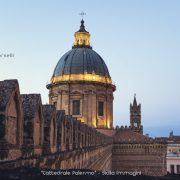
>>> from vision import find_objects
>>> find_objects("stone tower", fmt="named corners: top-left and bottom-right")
top-left (130, 94), bottom-right (143, 133)
top-left (47, 19), bottom-right (116, 129)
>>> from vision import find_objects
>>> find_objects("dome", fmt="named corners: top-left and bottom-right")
top-left (49, 19), bottom-right (113, 85)
top-left (51, 48), bottom-right (112, 84)
top-left (54, 48), bottom-right (110, 77)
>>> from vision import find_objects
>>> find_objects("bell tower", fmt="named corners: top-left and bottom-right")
top-left (130, 94), bottom-right (143, 134)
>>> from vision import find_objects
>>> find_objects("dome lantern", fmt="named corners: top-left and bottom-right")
top-left (73, 19), bottom-right (91, 49)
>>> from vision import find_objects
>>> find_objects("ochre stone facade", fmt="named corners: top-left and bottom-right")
top-left (48, 82), bottom-right (115, 128)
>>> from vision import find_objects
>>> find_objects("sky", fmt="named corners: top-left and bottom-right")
top-left (0, 0), bottom-right (180, 137)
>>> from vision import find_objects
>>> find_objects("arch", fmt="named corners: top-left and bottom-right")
top-left (6, 92), bottom-right (19, 145)
top-left (0, 80), bottom-right (23, 159)
top-left (5, 85), bottom-right (23, 147)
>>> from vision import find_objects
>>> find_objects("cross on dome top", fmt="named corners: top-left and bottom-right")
top-left (79, 11), bottom-right (86, 19)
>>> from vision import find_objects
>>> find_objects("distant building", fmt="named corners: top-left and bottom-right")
top-left (167, 132), bottom-right (180, 174)
top-left (111, 96), bottom-right (167, 176)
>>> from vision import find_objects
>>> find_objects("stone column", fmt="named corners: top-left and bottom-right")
top-left (57, 92), bottom-right (62, 110)
top-left (83, 93), bottom-right (88, 124)
top-left (91, 93), bottom-right (97, 128)
top-left (61, 90), bottom-right (70, 115)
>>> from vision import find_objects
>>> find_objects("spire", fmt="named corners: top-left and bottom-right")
top-left (133, 93), bottom-right (137, 107)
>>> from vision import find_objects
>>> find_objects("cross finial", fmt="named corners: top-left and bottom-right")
top-left (79, 11), bottom-right (86, 19)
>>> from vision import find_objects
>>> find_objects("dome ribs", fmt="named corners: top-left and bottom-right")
top-left (64, 48), bottom-right (77, 75)
top-left (51, 48), bottom-right (112, 84)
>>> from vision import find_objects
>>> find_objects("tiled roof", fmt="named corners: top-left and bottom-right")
top-left (155, 136), bottom-right (180, 143)
top-left (96, 129), bottom-right (116, 137)
top-left (168, 136), bottom-right (180, 143)
top-left (114, 128), bottom-right (154, 143)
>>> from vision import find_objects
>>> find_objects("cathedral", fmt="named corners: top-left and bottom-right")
top-left (0, 19), bottom-right (167, 177)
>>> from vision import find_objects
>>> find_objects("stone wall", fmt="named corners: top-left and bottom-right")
top-left (0, 79), bottom-right (168, 177)
top-left (112, 143), bottom-right (167, 176)
top-left (112, 128), bottom-right (167, 176)
top-left (0, 79), bottom-right (113, 171)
